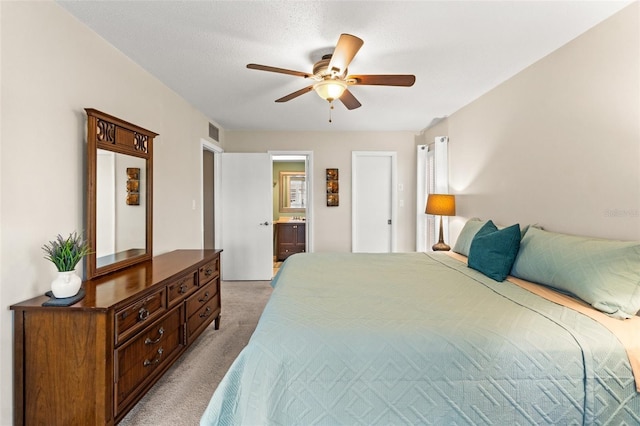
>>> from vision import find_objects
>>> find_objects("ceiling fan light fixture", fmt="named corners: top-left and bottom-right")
top-left (247, 33), bottom-right (414, 112)
top-left (313, 79), bottom-right (347, 102)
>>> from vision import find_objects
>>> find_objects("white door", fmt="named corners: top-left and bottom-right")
top-left (221, 153), bottom-right (273, 280)
top-left (352, 152), bottom-right (397, 253)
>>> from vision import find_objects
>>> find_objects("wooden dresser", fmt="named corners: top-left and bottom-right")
top-left (11, 249), bottom-right (221, 425)
top-left (276, 222), bottom-right (306, 261)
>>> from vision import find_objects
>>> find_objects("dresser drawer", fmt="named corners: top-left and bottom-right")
top-left (167, 270), bottom-right (198, 307)
top-left (198, 256), bottom-right (219, 285)
top-left (187, 293), bottom-right (220, 340)
top-left (186, 278), bottom-right (219, 319)
top-left (115, 288), bottom-right (167, 345)
top-left (115, 305), bottom-right (185, 414)
top-left (277, 246), bottom-right (304, 260)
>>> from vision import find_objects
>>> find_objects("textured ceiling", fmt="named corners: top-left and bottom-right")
top-left (57, 1), bottom-right (631, 132)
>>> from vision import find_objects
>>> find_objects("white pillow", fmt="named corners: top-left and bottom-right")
top-left (452, 218), bottom-right (485, 256)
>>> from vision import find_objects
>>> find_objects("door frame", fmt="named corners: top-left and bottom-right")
top-left (269, 150), bottom-right (314, 254)
top-left (351, 151), bottom-right (397, 252)
top-left (200, 139), bottom-right (223, 249)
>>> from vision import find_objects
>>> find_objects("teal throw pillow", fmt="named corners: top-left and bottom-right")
top-left (468, 220), bottom-right (521, 282)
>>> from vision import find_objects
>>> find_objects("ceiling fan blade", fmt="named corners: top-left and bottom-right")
top-left (275, 85), bottom-right (314, 103)
top-left (339, 89), bottom-right (362, 110)
top-left (328, 34), bottom-right (364, 75)
top-left (348, 74), bottom-right (416, 87)
top-left (247, 63), bottom-right (313, 79)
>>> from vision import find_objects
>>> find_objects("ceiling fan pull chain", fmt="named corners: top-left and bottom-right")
top-left (329, 102), bottom-right (334, 123)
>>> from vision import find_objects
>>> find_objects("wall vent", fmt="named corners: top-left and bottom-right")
top-left (208, 122), bottom-right (219, 142)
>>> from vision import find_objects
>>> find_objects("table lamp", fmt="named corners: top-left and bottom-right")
top-left (425, 194), bottom-right (456, 251)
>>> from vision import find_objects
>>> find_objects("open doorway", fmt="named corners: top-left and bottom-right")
top-left (203, 149), bottom-right (215, 249)
top-left (201, 145), bottom-right (312, 280)
top-left (201, 140), bottom-right (223, 251)
top-left (271, 152), bottom-right (313, 276)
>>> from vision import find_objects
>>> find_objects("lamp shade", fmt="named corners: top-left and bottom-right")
top-left (313, 79), bottom-right (347, 101)
top-left (425, 194), bottom-right (456, 216)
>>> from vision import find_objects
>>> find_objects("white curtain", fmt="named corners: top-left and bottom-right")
top-left (416, 137), bottom-right (449, 251)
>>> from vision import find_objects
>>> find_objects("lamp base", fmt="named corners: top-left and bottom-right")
top-left (432, 215), bottom-right (451, 251)
top-left (432, 241), bottom-right (451, 251)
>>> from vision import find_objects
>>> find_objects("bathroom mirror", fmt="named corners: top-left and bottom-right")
top-left (279, 171), bottom-right (306, 213)
top-left (85, 108), bottom-right (157, 279)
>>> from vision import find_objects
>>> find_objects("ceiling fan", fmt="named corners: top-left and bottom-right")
top-left (247, 33), bottom-right (416, 114)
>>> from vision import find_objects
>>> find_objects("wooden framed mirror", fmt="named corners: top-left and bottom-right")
top-left (279, 171), bottom-right (306, 213)
top-left (85, 108), bottom-right (157, 279)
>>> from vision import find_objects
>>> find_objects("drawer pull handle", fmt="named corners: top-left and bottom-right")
top-left (179, 283), bottom-right (188, 294)
top-left (144, 327), bottom-right (164, 345)
top-left (198, 292), bottom-right (210, 303)
top-left (204, 267), bottom-right (213, 277)
top-left (143, 348), bottom-right (164, 367)
top-left (199, 306), bottom-right (212, 319)
top-left (138, 307), bottom-right (150, 321)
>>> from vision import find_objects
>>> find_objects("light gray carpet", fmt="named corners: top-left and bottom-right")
top-left (119, 280), bottom-right (273, 425)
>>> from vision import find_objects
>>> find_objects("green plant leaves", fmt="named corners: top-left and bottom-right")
top-left (42, 232), bottom-right (91, 272)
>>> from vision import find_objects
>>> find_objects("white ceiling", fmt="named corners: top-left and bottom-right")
top-left (57, 1), bottom-right (631, 132)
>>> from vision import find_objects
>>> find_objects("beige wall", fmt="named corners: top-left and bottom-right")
top-left (225, 131), bottom-right (419, 252)
top-left (424, 3), bottom-right (639, 243)
top-left (0, 2), bottom-right (221, 421)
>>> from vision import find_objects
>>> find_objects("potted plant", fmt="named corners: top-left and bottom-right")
top-left (42, 232), bottom-right (91, 298)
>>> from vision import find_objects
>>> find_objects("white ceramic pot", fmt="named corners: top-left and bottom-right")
top-left (51, 270), bottom-right (82, 298)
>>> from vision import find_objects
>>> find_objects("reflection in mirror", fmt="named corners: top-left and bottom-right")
top-left (279, 171), bottom-right (306, 213)
top-left (96, 149), bottom-right (147, 268)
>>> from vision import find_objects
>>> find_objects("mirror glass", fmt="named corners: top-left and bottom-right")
top-left (279, 171), bottom-right (306, 213)
top-left (96, 149), bottom-right (147, 268)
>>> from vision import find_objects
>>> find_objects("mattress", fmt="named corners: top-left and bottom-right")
top-left (201, 252), bottom-right (640, 425)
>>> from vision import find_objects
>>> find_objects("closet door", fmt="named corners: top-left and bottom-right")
top-left (352, 151), bottom-right (397, 253)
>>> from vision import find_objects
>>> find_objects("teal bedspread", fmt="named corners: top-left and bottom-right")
top-left (201, 252), bottom-right (640, 425)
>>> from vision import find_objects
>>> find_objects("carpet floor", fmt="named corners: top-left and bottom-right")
top-left (119, 280), bottom-right (273, 425)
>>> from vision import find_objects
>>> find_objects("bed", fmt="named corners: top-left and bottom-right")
top-left (201, 224), bottom-right (640, 425)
